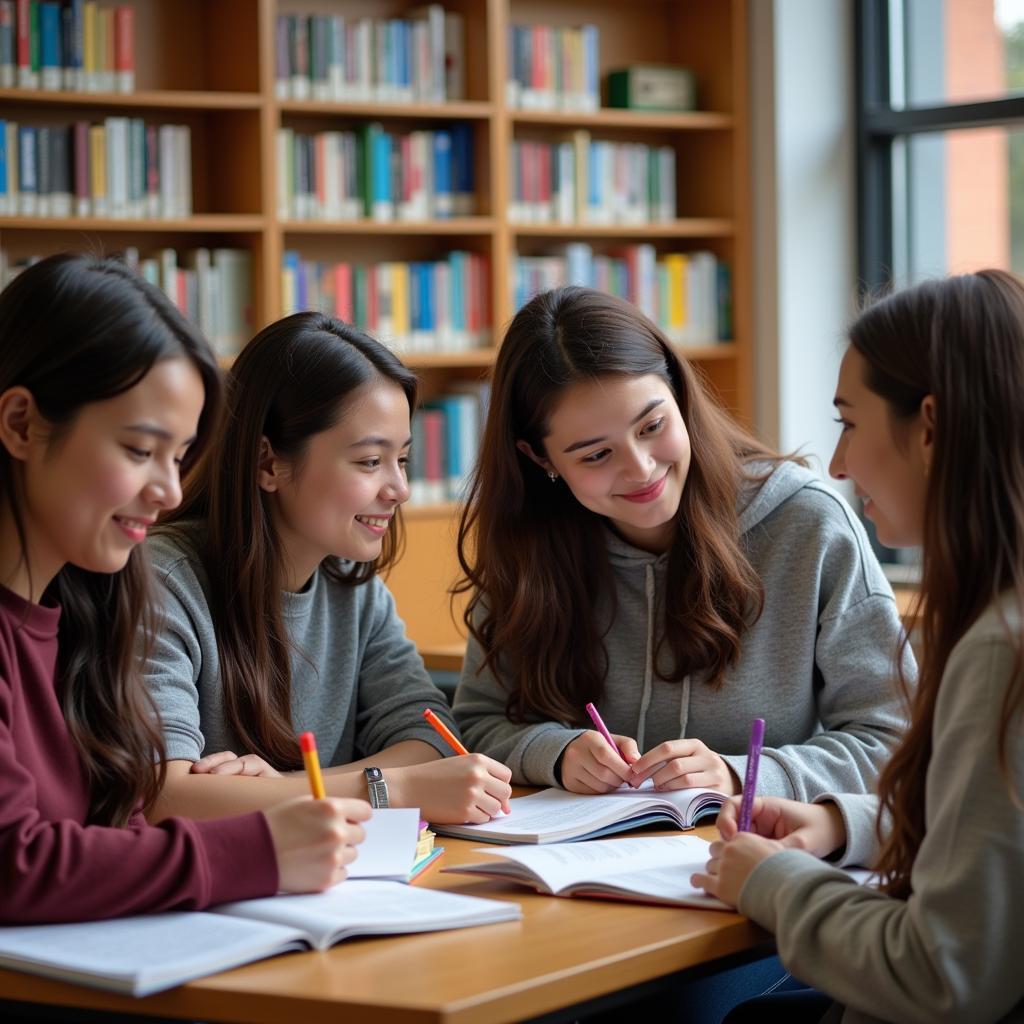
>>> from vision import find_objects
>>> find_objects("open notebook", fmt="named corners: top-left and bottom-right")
top-left (431, 781), bottom-right (726, 844)
top-left (0, 880), bottom-right (521, 997)
top-left (445, 835), bottom-right (729, 909)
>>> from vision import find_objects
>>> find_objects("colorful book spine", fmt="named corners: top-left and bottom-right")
top-left (507, 22), bottom-right (599, 111)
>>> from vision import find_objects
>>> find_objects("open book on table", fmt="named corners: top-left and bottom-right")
top-left (445, 834), bottom-right (729, 909)
top-left (431, 780), bottom-right (726, 844)
top-left (0, 879), bottom-right (520, 997)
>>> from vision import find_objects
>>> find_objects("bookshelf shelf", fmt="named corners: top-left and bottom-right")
top-left (401, 350), bottom-right (496, 369)
top-left (0, 215), bottom-right (266, 232)
top-left (279, 218), bottom-right (496, 236)
top-left (0, 89), bottom-right (264, 110)
top-left (511, 109), bottom-right (733, 131)
top-left (511, 219), bottom-right (735, 239)
top-left (278, 100), bottom-right (495, 121)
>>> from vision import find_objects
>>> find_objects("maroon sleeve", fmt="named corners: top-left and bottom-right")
top-left (0, 687), bottom-right (279, 924)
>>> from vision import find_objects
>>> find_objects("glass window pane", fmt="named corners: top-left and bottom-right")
top-left (896, 0), bottom-right (1024, 108)
top-left (895, 125), bottom-right (1019, 281)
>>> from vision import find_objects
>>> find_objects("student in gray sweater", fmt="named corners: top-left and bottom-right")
top-left (144, 313), bottom-right (512, 826)
top-left (453, 287), bottom-right (910, 802)
top-left (695, 271), bottom-right (1024, 1023)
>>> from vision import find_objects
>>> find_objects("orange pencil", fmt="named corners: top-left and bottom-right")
top-left (423, 708), bottom-right (469, 756)
top-left (298, 731), bottom-right (326, 799)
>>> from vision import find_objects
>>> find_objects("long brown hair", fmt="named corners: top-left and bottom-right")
top-left (456, 287), bottom-right (790, 725)
top-left (0, 254), bottom-right (221, 825)
top-left (158, 312), bottom-right (417, 769)
top-left (855, 271), bottom-right (1024, 899)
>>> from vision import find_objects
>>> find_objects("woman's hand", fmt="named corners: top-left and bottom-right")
top-left (691, 833), bottom-right (785, 907)
top-left (628, 738), bottom-right (739, 794)
top-left (388, 754), bottom-right (513, 824)
top-left (716, 795), bottom-right (847, 857)
top-left (560, 732), bottom-right (640, 793)
top-left (263, 796), bottom-right (371, 892)
top-left (191, 750), bottom-right (282, 778)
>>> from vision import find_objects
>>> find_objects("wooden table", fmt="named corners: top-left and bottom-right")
top-left (0, 826), bottom-right (771, 1024)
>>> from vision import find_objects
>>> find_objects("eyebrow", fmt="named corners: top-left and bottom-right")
top-left (123, 423), bottom-right (196, 445)
top-left (349, 436), bottom-right (414, 449)
top-left (562, 398), bottom-right (665, 454)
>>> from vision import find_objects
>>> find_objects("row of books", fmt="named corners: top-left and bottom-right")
top-left (0, 0), bottom-right (135, 93)
top-left (510, 136), bottom-right (676, 225)
top-left (506, 23), bottom-right (599, 112)
top-left (0, 117), bottom-right (190, 218)
top-left (274, 6), bottom-right (464, 104)
top-left (281, 251), bottom-right (490, 354)
top-left (277, 122), bottom-right (474, 222)
top-left (410, 381), bottom-right (489, 505)
top-left (0, 246), bottom-right (252, 356)
top-left (513, 244), bottom-right (731, 346)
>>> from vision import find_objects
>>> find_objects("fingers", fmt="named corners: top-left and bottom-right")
top-left (613, 735), bottom-right (641, 764)
top-left (716, 796), bottom-right (742, 839)
top-left (191, 751), bottom-right (237, 774)
top-left (588, 736), bottom-right (634, 784)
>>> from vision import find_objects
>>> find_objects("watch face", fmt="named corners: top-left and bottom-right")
top-left (366, 767), bottom-right (383, 783)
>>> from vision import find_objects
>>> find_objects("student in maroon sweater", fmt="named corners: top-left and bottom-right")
top-left (0, 254), bottom-right (370, 924)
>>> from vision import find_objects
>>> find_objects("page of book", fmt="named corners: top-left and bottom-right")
top-left (345, 807), bottom-right (421, 881)
top-left (213, 879), bottom-right (522, 948)
top-left (0, 912), bottom-right (306, 997)
top-left (431, 783), bottom-right (724, 844)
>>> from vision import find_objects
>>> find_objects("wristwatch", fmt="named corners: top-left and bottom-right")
top-left (363, 766), bottom-right (389, 808)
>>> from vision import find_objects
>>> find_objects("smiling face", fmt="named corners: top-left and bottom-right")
top-left (262, 380), bottom-right (412, 590)
top-left (5, 356), bottom-right (204, 596)
top-left (527, 373), bottom-right (691, 553)
top-left (829, 346), bottom-right (931, 549)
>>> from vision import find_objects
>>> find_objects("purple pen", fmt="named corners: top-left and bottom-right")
top-left (585, 702), bottom-right (628, 765)
top-left (737, 718), bottom-right (765, 832)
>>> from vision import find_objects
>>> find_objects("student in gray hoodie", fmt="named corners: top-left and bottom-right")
top-left (144, 313), bottom-right (511, 827)
top-left (453, 286), bottom-right (910, 802)
top-left (695, 270), bottom-right (1024, 1024)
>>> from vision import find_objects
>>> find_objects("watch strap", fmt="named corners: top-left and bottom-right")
top-left (363, 766), bottom-right (389, 808)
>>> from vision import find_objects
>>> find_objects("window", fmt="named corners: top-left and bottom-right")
top-left (857, 0), bottom-right (1024, 569)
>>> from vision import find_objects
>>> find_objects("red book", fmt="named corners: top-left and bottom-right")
top-left (114, 6), bottom-right (134, 89)
top-left (538, 143), bottom-right (551, 209)
top-left (531, 24), bottom-right (544, 91)
top-left (15, 0), bottom-right (29, 82)
top-left (333, 262), bottom-right (352, 323)
top-left (422, 410), bottom-right (445, 496)
top-left (366, 260), bottom-right (378, 331)
top-left (467, 253), bottom-right (480, 335)
top-left (400, 134), bottom-right (412, 205)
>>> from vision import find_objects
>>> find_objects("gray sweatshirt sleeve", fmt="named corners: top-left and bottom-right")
top-left (720, 502), bottom-right (913, 800)
top-left (738, 635), bottom-right (1024, 1024)
top-left (145, 555), bottom-right (213, 763)
top-left (453, 631), bottom-right (585, 785)
top-left (353, 579), bottom-right (460, 758)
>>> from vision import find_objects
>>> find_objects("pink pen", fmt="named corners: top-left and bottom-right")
top-left (585, 702), bottom-right (629, 765)
top-left (737, 718), bottom-right (765, 832)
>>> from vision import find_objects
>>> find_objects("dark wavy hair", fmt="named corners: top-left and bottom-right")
top-left (456, 287), bottom-right (795, 725)
top-left (0, 253), bottom-right (221, 825)
top-left (855, 271), bottom-right (1024, 900)
top-left (158, 312), bottom-right (417, 769)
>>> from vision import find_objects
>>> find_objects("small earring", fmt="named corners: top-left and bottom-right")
top-left (547, 470), bottom-right (557, 482)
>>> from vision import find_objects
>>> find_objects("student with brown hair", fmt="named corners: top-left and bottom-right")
top-left (695, 270), bottom-right (1024, 1023)
top-left (453, 286), bottom-right (909, 800)
top-left (144, 312), bottom-right (512, 825)
top-left (0, 255), bottom-right (367, 924)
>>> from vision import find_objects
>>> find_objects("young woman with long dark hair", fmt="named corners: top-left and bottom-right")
top-left (695, 270), bottom-right (1024, 1023)
top-left (453, 287), bottom-right (909, 800)
top-left (0, 255), bottom-right (367, 924)
top-left (144, 312), bottom-right (511, 825)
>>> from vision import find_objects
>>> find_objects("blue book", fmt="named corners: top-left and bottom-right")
top-left (62, 0), bottom-right (84, 91)
top-left (451, 122), bottom-right (473, 215)
top-left (581, 25), bottom-right (599, 110)
top-left (371, 127), bottom-right (393, 220)
top-left (39, 2), bottom-right (60, 89)
top-left (421, 259), bottom-right (434, 334)
top-left (433, 130), bottom-right (452, 218)
top-left (18, 126), bottom-right (37, 214)
top-left (0, 120), bottom-right (7, 214)
top-left (449, 250), bottom-right (466, 344)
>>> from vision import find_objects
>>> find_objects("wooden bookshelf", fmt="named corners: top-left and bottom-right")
top-left (0, 0), bottom-right (751, 653)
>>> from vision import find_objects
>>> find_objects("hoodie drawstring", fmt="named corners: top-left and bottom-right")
top-left (636, 564), bottom-right (656, 750)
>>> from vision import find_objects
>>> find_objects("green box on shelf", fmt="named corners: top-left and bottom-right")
top-left (608, 65), bottom-right (697, 112)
